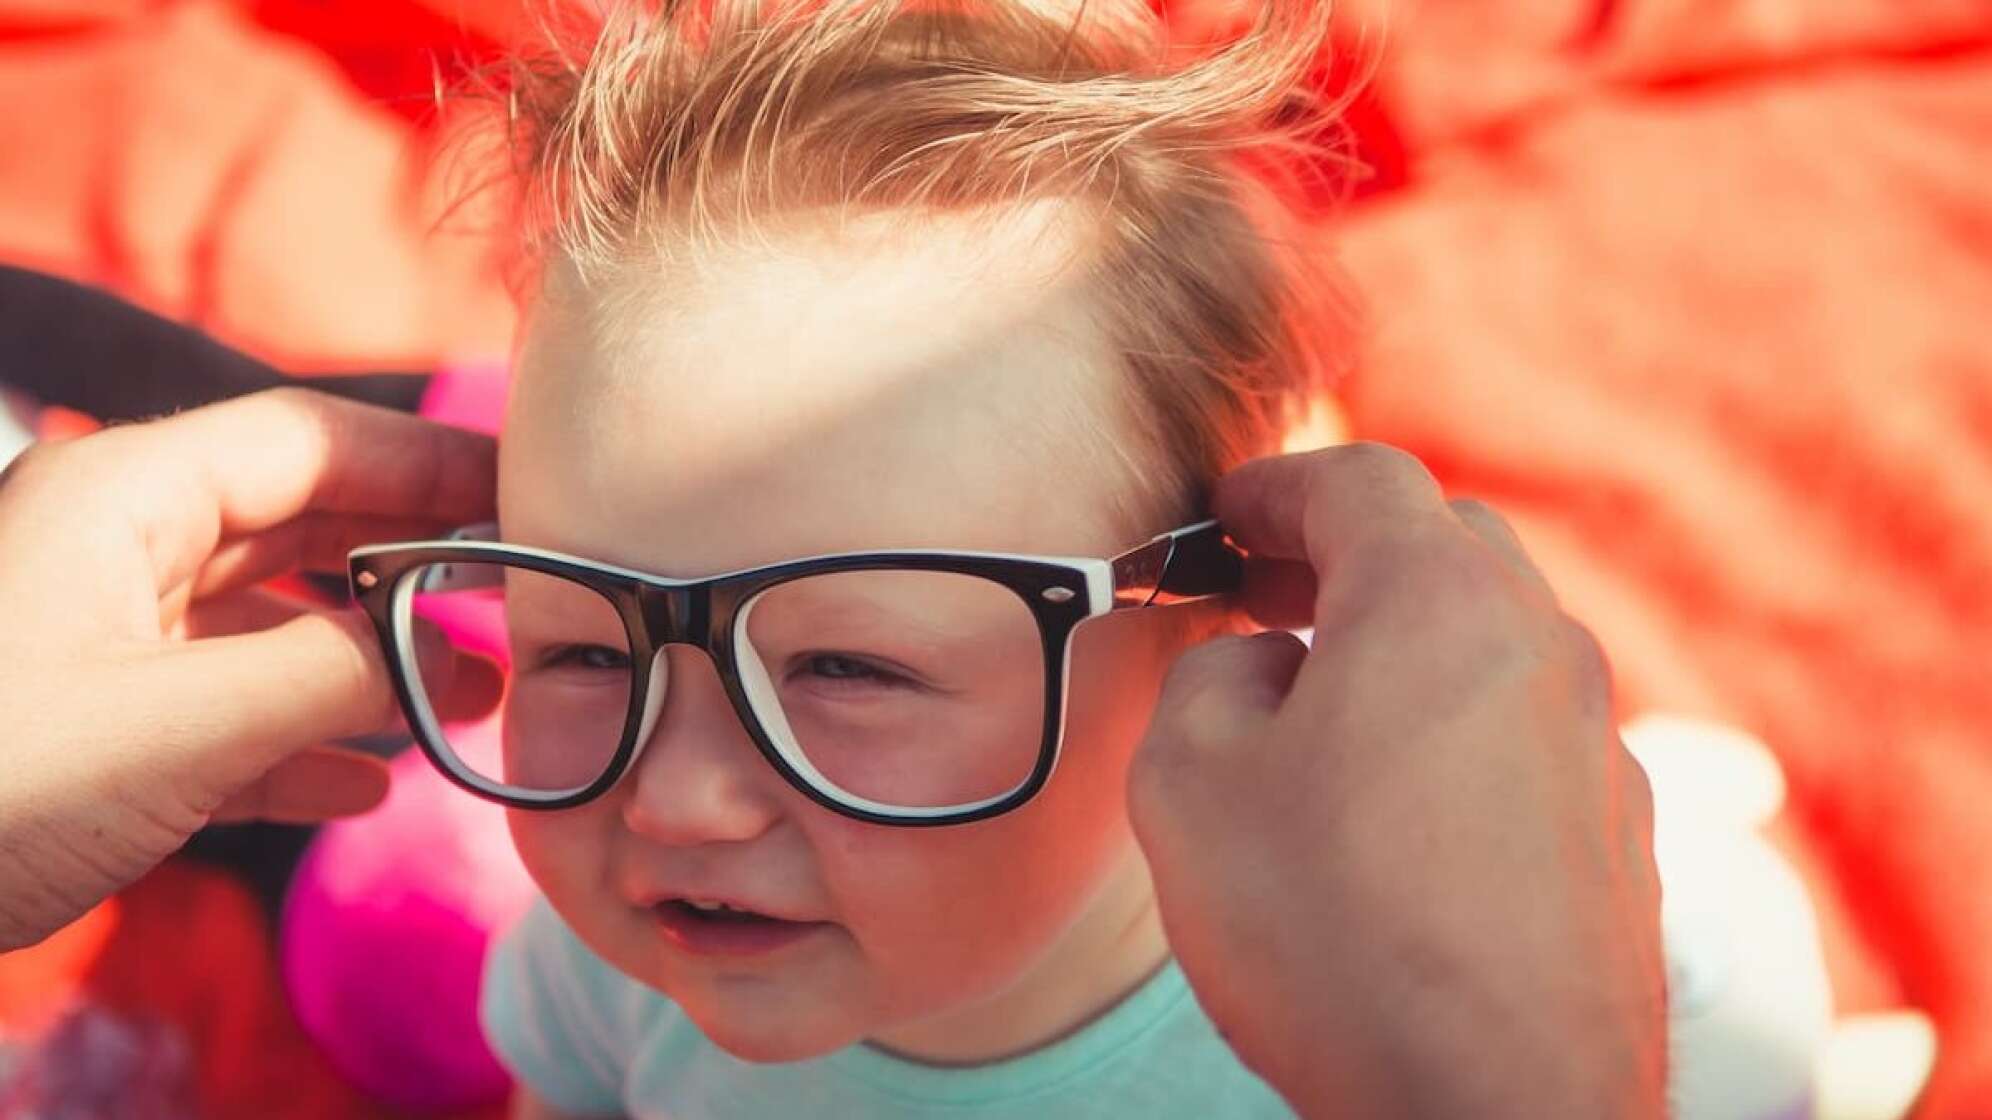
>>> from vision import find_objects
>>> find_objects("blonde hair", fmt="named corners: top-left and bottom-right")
top-left (495, 0), bottom-right (1356, 524)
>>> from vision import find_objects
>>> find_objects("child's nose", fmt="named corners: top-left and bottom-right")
top-left (619, 645), bottom-right (786, 846)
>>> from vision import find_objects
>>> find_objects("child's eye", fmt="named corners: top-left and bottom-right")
top-left (792, 652), bottom-right (914, 689)
top-left (539, 644), bottom-right (631, 673)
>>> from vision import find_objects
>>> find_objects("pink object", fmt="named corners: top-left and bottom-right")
top-left (280, 710), bottom-right (532, 1111)
top-left (420, 360), bottom-right (510, 435)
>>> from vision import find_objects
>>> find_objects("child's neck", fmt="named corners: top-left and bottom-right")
top-left (865, 850), bottom-right (1169, 1067)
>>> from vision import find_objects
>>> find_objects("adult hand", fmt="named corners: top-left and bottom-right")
top-left (1129, 443), bottom-right (1666, 1119)
top-left (0, 388), bottom-right (499, 951)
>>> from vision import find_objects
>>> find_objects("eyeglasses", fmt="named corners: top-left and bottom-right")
top-left (346, 521), bottom-right (1242, 826)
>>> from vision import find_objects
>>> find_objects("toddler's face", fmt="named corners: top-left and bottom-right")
top-left (499, 203), bottom-right (1211, 1064)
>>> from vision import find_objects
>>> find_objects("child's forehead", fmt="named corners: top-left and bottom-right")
top-left (501, 203), bottom-right (1153, 575)
top-left (575, 200), bottom-right (1100, 366)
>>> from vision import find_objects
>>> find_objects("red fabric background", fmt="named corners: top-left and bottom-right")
top-left (0, 0), bottom-right (1987, 1114)
top-left (0, 862), bottom-right (375, 1118)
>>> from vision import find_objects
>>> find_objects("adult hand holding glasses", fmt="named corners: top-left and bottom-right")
top-left (0, 388), bottom-right (498, 951)
top-left (1127, 443), bottom-right (1668, 1120)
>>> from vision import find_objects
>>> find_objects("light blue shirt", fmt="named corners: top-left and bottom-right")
top-left (482, 897), bottom-right (1295, 1118)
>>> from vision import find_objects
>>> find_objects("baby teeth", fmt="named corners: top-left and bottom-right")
top-left (687, 899), bottom-right (729, 912)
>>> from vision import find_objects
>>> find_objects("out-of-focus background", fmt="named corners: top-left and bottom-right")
top-left (0, 1), bottom-right (1986, 1117)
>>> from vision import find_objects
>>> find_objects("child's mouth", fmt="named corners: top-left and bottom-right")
top-left (652, 899), bottom-right (832, 957)
top-left (677, 899), bottom-right (766, 921)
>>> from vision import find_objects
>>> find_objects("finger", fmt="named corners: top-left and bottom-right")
top-left (209, 745), bottom-right (391, 824)
top-left (1235, 556), bottom-right (1317, 631)
top-left (81, 388), bottom-right (494, 600)
top-left (179, 595), bottom-right (500, 728)
top-left (1447, 498), bottom-right (1559, 605)
top-left (423, 640), bottom-right (506, 726)
top-left (1146, 630), bottom-right (1311, 754)
top-left (1609, 729), bottom-right (1657, 888)
top-left (126, 608), bottom-right (410, 797)
top-left (177, 586), bottom-right (312, 641)
top-left (1212, 442), bottom-right (1455, 569)
top-left (1129, 631), bottom-right (1310, 848)
top-left (190, 513), bottom-right (463, 600)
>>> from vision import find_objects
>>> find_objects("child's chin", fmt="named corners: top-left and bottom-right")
top-left (688, 1006), bottom-right (862, 1064)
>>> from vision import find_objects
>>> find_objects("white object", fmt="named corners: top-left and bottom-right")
top-left (1624, 714), bottom-right (1832, 1120)
top-left (0, 387), bottom-right (34, 468)
top-left (1816, 1012), bottom-right (1939, 1120)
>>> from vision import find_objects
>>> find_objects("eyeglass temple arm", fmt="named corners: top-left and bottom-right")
top-left (1108, 521), bottom-right (1245, 610)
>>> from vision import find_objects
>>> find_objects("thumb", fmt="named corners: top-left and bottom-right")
top-left (209, 745), bottom-right (392, 824)
top-left (1130, 630), bottom-right (1309, 844)
top-left (133, 608), bottom-right (406, 798)
top-left (1144, 630), bottom-right (1310, 759)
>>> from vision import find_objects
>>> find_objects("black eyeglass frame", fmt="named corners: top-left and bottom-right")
top-left (347, 521), bottom-right (1243, 827)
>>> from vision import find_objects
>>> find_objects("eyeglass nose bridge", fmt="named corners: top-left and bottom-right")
top-left (623, 580), bottom-right (788, 785)
top-left (623, 581), bottom-right (715, 764)
top-left (627, 578), bottom-right (702, 643)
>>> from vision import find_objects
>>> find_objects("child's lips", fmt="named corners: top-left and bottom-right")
top-left (628, 888), bottom-right (821, 925)
top-left (648, 899), bottom-right (835, 957)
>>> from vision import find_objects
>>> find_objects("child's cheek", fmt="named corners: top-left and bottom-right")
top-left (812, 809), bottom-right (1100, 969)
top-left (506, 806), bottom-right (615, 917)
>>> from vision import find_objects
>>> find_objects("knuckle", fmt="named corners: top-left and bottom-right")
top-left (250, 386), bottom-right (342, 449)
top-left (1559, 618), bottom-right (1616, 709)
top-left (1625, 750), bottom-right (1655, 822)
top-left (1449, 498), bottom-right (1515, 541)
top-left (1126, 739), bottom-right (1175, 799)
top-left (1298, 444), bottom-right (1444, 565)
top-left (258, 383), bottom-right (330, 412)
top-left (1338, 440), bottom-right (1430, 481)
top-left (1337, 440), bottom-right (1444, 499)
top-left (0, 440), bottom-right (54, 491)
top-left (1612, 736), bottom-right (1658, 840)
top-left (1, 437), bottom-right (77, 484)
top-left (0, 439), bottom-right (115, 519)
top-left (1340, 538), bottom-right (1576, 699)
top-left (1448, 496), bottom-right (1498, 520)
top-left (1126, 733), bottom-right (1192, 829)
top-left (1358, 532), bottom-right (1522, 627)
